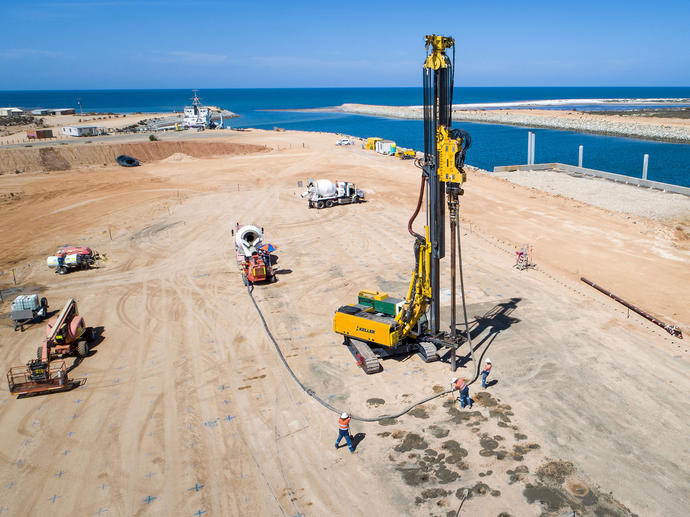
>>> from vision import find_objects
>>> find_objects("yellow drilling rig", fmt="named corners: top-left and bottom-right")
top-left (333, 35), bottom-right (472, 374)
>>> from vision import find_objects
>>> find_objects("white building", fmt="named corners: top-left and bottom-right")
top-left (61, 126), bottom-right (102, 137)
top-left (51, 108), bottom-right (76, 115)
top-left (0, 107), bottom-right (24, 117)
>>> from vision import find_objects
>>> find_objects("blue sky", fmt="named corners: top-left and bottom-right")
top-left (1, 0), bottom-right (689, 89)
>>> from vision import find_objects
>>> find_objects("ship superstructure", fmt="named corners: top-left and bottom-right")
top-left (183, 90), bottom-right (211, 128)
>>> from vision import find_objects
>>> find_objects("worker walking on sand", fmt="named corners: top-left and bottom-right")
top-left (451, 377), bottom-right (472, 409)
top-left (335, 412), bottom-right (355, 453)
top-left (482, 358), bottom-right (492, 389)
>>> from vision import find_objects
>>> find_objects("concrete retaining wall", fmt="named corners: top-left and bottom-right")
top-left (493, 162), bottom-right (690, 197)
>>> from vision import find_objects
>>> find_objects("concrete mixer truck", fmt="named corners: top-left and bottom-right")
top-left (301, 179), bottom-right (365, 209)
top-left (231, 223), bottom-right (276, 284)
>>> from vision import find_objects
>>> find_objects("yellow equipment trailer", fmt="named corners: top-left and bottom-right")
top-left (365, 137), bottom-right (383, 150)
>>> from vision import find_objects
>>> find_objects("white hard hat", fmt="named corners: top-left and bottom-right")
top-left (341, 412), bottom-right (348, 419)
top-left (451, 377), bottom-right (458, 383)
top-left (486, 358), bottom-right (492, 363)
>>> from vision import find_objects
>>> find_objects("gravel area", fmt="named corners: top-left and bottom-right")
top-left (337, 104), bottom-right (690, 143)
top-left (487, 167), bottom-right (690, 220)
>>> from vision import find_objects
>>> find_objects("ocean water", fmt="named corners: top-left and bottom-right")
top-left (1, 87), bottom-right (689, 186)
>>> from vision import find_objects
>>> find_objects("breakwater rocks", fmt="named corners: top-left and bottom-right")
top-left (338, 104), bottom-right (690, 143)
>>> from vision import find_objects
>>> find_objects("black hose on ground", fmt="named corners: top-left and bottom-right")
top-left (245, 283), bottom-right (453, 422)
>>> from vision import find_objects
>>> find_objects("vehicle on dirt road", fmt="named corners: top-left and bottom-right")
top-left (301, 179), bottom-right (365, 209)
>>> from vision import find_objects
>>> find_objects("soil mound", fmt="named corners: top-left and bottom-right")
top-left (163, 152), bottom-right (197, 162)
top-left (0, 140), bottom-right (267, 174)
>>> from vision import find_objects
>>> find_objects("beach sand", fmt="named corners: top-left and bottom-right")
top-left (0, 129), bottom-right (687, 516)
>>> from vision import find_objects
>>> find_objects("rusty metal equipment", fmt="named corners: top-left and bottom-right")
top-left (6, 298), bottom-right (93, 396)
top-left (7, 361), bottom-right (75, 396)
top-left (580, 277), bottom-right (683, 339)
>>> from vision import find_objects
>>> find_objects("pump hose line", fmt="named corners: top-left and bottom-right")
top-left (245, 283), bottom-right (453, 422)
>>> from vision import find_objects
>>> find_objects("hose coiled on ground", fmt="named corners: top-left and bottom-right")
top-left (246, 283), bottom-right (453, 422)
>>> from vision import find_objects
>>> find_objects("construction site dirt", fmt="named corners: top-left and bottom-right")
top-left (0, 129), bottom-right (688, 516)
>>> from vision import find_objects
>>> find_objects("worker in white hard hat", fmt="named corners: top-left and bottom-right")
top-left (482, 358), bottom-right (493, 389)
top-left (451, 377), bottom-right (472, 409)
top-left (335, 412), bottom-right (355, 453)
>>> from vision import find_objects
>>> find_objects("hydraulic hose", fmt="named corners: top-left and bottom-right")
top-left (245, 283), bottom-right (452, 422)
top-left (408, 173), bottom-right (426, 242)
top-left (457, 220), bottom-right (478, 384)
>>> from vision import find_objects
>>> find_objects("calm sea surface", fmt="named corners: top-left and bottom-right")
top-left (2, 87), bottom-right (689, 186)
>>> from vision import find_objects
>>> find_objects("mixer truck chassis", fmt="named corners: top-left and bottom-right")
top-left (308, 195), bottom-right (362, 209)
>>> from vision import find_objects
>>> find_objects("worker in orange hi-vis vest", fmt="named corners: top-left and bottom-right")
top-left (451, 377), bottom-right (472, 409)
top-left (335, 412), bottom-right (355, 453)
top-left (481, 358), bottom-right (493, 389)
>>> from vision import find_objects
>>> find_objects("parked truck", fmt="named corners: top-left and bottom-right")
top-left (301, 179), bottom-right (365, 209)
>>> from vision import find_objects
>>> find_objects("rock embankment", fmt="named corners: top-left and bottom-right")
top-left (338, 104), bottom-right (690, 143)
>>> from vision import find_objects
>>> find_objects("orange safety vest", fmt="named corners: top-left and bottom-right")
top-left (484, 364), bottom-right (492, 373)
top-left (338, 417), bottom-right (351, 430)
top-left (455, 379), bottom-right (467, 391)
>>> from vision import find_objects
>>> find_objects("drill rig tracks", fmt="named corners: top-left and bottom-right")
top-left (344, 336), bottom-right (381, 374)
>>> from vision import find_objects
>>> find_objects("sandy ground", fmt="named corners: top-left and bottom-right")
top-left (0, 130), bottom-right (688, 516)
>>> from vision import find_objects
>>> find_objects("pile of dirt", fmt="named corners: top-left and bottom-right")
top-left (162, 152), bottom-right (197, 162)
top-left (0, 140), bottom-right (267, 174)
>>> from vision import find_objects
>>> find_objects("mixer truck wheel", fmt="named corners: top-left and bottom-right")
top-left (77, 340), bottom-right (89, 358)
top-left (326, 200), bottom-right (334, 208)
top-left (316, 201), bottom-right (324, 209)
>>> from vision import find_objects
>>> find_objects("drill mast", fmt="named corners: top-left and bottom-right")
top-left (422, 35), bottom-right (471, 368)
top-left (332, 35), bottom-right (471, 374)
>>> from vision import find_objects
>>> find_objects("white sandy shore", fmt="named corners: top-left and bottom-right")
top-left (331, 104), bottom-right (690, 143)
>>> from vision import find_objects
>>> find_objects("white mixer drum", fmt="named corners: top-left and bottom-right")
top-left (234, 225), bottom-right (263, 258)
top-left (313, 179), bottom-right (336, 198)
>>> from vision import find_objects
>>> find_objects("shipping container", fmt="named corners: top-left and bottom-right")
top-left (375, 139), bottom-right (396, 155)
